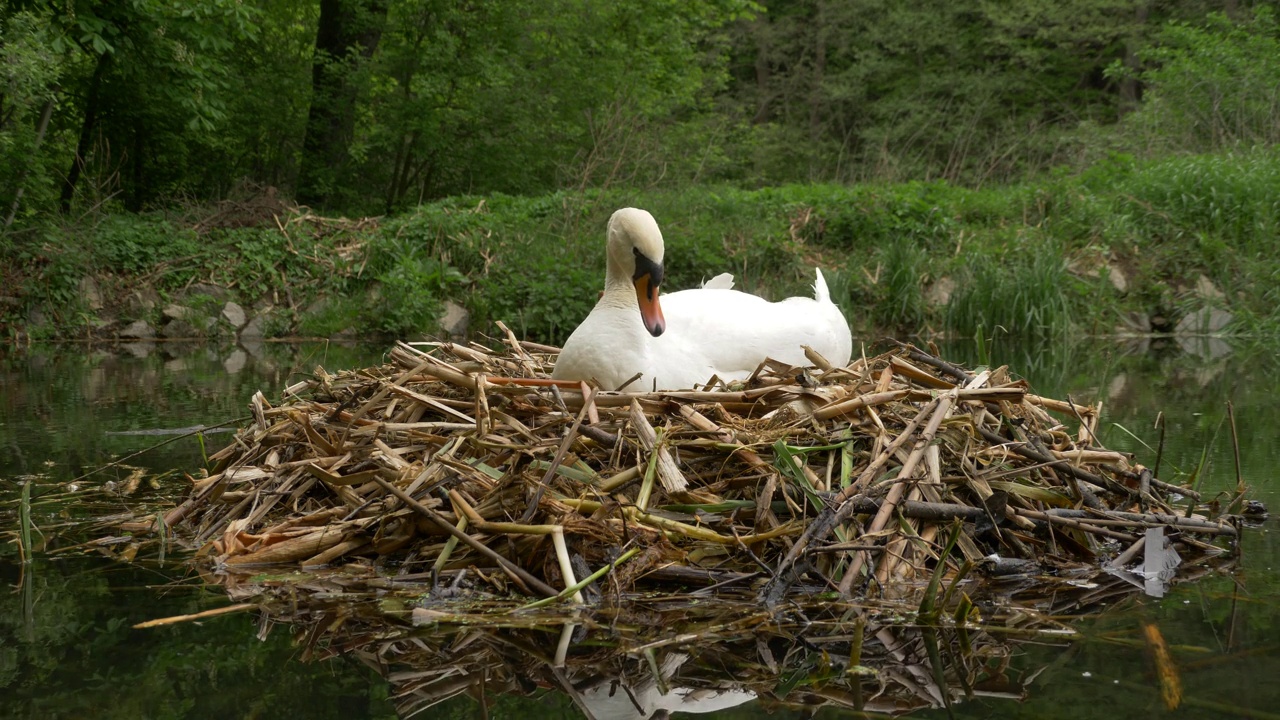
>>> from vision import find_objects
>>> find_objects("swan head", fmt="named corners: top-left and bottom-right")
top-left (607, 208), bottom-right (666, 337)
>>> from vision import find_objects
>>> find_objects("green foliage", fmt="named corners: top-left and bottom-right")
top-left (3, 0), bottom-right (1277, 224)
top-left (92, 216), bottom-right (201, 274)
top-left (730, 0), bottom-right (1148, 186)
top-left (1113, 151), bottom-right (1280, 253)
top-left (343, 0), bottom-right (756, 212)
top-left (946, 235), bottom-right (1077, 338)
top-left (872, 241), bottom-right (929, 331)
top-left (482, 252), bottom-right (600, 342)
top-left (5, 148), bottom-right (1280, 341)
top-left (796, 182), bottom-right (961, 251)
top-left (1116, 7), bottom-right (1280, 153)
top-left (368, 254), bottom-right (465, 336)
top-left (0, 0), bottom-right (261, 219)
top-left (0, 11), bottom-right (65, 229)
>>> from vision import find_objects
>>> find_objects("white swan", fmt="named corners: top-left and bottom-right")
top-left (552, 208), bottom-right (853, 391)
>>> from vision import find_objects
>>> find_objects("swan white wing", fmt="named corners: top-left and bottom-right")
top-left (654, 287), bottom-right (851, 386)
top-left (700, 272), bottom-right (735, 290)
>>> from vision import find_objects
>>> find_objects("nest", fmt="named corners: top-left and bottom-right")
top-left (157, 333), bottom-right (1244, 605)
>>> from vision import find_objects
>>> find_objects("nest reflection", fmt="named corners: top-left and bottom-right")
top-left (208, 552), bottom-right (1230, 719)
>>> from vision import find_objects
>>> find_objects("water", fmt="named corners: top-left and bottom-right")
top-left (1, 338), bottom-right (1276, 719)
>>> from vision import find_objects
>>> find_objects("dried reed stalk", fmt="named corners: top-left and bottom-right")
top-left (160, 338), bottom-right (1242, 605)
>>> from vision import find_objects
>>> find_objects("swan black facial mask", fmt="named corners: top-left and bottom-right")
top-left (632, 247), bottom-right (666, 337)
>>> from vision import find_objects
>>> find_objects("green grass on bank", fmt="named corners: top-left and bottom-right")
top-left (3, 148), bottom-right (1278, 345)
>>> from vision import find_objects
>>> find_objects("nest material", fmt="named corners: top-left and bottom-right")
top-left (163, 334), bottom-right (1242, 603)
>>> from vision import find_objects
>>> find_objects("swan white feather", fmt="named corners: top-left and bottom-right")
top-left (552, 208), bottom-right (852, 391)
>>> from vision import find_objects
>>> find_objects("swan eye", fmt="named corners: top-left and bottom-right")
top-left (632, 247), bottom-right (664, 289)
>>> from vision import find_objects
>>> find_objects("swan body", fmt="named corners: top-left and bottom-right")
top-left (552, 208), bottom-right (853, 391)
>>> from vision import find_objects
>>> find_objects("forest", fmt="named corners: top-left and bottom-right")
top-left (1, 0), bottom-right (1277, 340)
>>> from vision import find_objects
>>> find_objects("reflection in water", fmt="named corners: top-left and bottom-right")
top-left (196, 548), bottom-right (1232, 719)
top-left (568, 650), bottom-right (754, 719)
top-left (1105, 526), bottom-right (1184, 598)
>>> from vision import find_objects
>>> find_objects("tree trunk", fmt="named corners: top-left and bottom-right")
top-left (810, 4), bottom-right (827, 146)
top-left (5, 96), bottom-right (56, 228)
top-left (1119, 3), bottom-right (1150, 115)
top-left (297, 0), bottom-right (390, 207)
top-left (127, 118), bottom-right (146, 212)
top-left (753, 19), bottom-right (772, 124)
top-left (60, 51), bottom-right (112, 213)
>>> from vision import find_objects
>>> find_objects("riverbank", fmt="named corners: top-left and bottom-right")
top-left (2, 148), bottom-right (1275, 347)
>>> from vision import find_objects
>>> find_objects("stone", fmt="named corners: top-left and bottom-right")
top-left (160, 318), bottom-right (203, 339)
top-left (1177, 336), bottom-right (1233, 364)
top-left (303, 297), bottom-right (330, 318)
top-left (27, 305), bottom-right (50, 329)
top-left (221, 301), bottom-right (247, 329)
top-left (239, 336), bottom-right (267, 359)
top-left (164, 358), bottom-right (190, 373)
top-left (439, 300), bottom-right (470, 337)
top-left (157, 341), bottom-right (195, 360)
top-left (163, 303), bottom-right (191, 321)
top-left (1107, 265), bottom-right (1128, 294)
top-left (1175, 307), bottom-right (1233, 336)
top-left (127, 287), bottom-right (160, 314)
top-left (120, 342), bottom-right (155, 358)
top-left (925, 277), bottom-right (955, 307)
top-left (1195, 275), bottom-right (1224, 301)
top-left (1116, 311), bottom-right (1150, 335)
top-left (1065, 257), bottom-right (1099, 278)
top-left (79, 276), bottom-right (104, 310)
top-left (119, 319), bottom-right (156, 339)
top-left (223, 349), bottom-right (248, 374)
top-left (1106, 373), bottom-right (1128, 401)
top-left (240, 313), bottom-right (270, 339)
top-left (1117, 336), bottom-right (1151, 354)
top-left (184, 283), bottom-right (229, 303)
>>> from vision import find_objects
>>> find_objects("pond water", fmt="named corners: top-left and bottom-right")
top-left (1, 338), bottom-right (1276, 719)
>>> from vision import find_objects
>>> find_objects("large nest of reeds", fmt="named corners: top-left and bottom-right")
top-left (161, 334), bottom-right (1244, 605)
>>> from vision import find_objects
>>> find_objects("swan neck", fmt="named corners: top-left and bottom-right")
top-left (602, 271), bottom-right (638, 307)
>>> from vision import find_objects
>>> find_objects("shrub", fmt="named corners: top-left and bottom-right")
top-left (1119, 8), bottom-right (1280, 154)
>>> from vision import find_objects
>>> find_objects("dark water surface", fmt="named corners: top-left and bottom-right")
top-left (1, 338), bottom-right (1276, 719)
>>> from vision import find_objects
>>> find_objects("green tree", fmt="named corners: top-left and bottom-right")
top-left (1118, 6), bottom-right (1280, 153)
top-left (297, 0), bottom-right (390, 207)
top-left (0, 10), bottom-right (64, 230)
top-left (358, 0), bottom-right (755, 211)
top-left (35, 0), bottom-right (259, 213)
top-left (720, 0), bottom-right (1201, 185)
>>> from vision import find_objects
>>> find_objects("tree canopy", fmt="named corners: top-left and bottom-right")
top-left (0, 0), bottom-right (1274, 223)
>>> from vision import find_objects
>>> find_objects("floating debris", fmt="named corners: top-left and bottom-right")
top-left (132, 335), bottom-right (1246, 608)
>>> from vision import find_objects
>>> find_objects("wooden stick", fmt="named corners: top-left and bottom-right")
top-left (842, 390), bottom-right (957, 594)
top-left (372, 476), bottom-right (557, 598)
top-left (521, 387), bottom-right (596, 522)
top-left (1014, 509), bottom-right (1138, 542)
top-left (977, 426), bottom-right (1134, 499)
top-left (134, 603), bottom-right (255, 629)
top-left (764, 396), bottom-right (943, 599)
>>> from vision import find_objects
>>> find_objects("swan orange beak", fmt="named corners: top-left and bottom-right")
top-left (634, 274), bottom-right (665, 337)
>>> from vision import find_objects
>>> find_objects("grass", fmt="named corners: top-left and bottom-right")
top-left (19, 479), bottom-right (34, 564)
top-left (3, 147), bottom-right (1279, 344)
top-left (945, 234), bottom-right (1078, 339)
